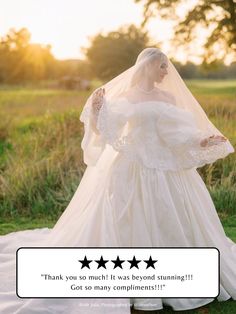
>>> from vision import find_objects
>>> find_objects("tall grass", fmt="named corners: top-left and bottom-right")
top-left (0, 90), bottom-right (87, 219)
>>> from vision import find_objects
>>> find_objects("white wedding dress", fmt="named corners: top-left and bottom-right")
top-left (0, 99), bottom-right (235, 313)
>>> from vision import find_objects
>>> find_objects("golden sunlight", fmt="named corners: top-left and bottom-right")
top-left (0, 0), bottom-right (229, 64)
top-left (1, 0), bottom-right (144, 59)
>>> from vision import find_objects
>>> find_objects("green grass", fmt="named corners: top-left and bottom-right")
top-left (0, 217), bottom-right (55, 235)
top-left (186, 79), bottom-right (236, 95)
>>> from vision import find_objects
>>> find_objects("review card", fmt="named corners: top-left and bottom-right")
top-left (16, 247), bottom-right (219, 298)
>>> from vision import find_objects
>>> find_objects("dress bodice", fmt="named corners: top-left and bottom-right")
top-left (110, 101), bottom-right (176, 169)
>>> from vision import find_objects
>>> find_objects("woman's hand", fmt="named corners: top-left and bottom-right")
top-left (92, 88), bottom-right (105, 113)
top-left (200, 135), bottom-right (227, 147)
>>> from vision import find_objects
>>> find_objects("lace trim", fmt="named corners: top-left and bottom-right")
top-left (96, 99), bottom-right (134, 153)
top-left (187, 141), bottom-right (233, 168)
top-left (163, 128), bottom-right (234, 169)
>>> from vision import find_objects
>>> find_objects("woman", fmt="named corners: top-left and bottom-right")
top-left (0, 47), bottom-right (235, 313)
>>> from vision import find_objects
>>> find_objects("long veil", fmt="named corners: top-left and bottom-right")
top-left (46, 47), bottom-right (235, 244)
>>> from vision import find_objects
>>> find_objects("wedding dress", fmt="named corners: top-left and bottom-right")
top-left (0, 48), bottom-right (235, 313)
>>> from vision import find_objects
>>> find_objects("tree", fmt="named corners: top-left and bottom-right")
top-left (84, 24), bottom-right (152, 81)
top-left (135, 0), bottom-right (236, 64)
top-left (0, 28), bottom-right (57, 83)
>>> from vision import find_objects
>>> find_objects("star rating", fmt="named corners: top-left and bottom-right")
top-left (127, 255), bottom-right (141, 269)
top-left (95, 255), bottom-right (109, 269)
top-left (78, 255), bottom-right (158, 270)
top-left (143, 255), bottom-right (157, 269)
top-left (78, 255), bottom-right (92, 269)
top-left (111, 255), bottom-right (125, 269)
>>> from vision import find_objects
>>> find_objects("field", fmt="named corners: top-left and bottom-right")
top-left (0, 80), bottom-right (235, 313)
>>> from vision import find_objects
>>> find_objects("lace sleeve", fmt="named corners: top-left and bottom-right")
top-left (157, 105), bottom-right (235, 169)
top-left (96, 98), bottom-right (128, 147)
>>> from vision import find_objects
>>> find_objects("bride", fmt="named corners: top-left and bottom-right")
top-left (0, 47), bottom-right (235, 313)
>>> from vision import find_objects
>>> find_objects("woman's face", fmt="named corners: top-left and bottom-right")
top-left (159, 58), bottom-right (168, 81)
top-left (148, 56), bottom-right (168, 83)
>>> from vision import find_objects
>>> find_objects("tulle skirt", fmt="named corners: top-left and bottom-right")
top-left (0, 149), bottom-right (235, 313)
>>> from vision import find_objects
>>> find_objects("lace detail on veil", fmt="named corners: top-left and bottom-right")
top-left (169, 133), bottom-right (234, 170)
top-left (80, 96), bottom-right (234, 169)
top-left (187, 139), bottom-right (234, 168)
top-left (156, 105), bottom-right (235, 170)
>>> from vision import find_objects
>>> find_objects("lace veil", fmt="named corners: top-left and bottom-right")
top-left (79, 47), bottom-right (234, 168)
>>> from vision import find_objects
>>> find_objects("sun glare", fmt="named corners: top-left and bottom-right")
top-left (0, 0), bottom-right (144, 60)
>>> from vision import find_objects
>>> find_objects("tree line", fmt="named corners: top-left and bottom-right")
top-left (0, 26), bottom-right (235, 85)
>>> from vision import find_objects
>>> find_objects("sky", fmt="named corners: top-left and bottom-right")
top-left (0, 0), bottom-right (233, 65)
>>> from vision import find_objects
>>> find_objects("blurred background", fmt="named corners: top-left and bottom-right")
top-left (0, 0), bottom-right (235, 241)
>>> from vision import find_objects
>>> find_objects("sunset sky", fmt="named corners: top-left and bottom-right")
top-left (0, 0), bottom-right (233, 64)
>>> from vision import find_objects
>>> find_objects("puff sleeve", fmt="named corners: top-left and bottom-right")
top-left (156, 105), bottom-right (235, 169)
